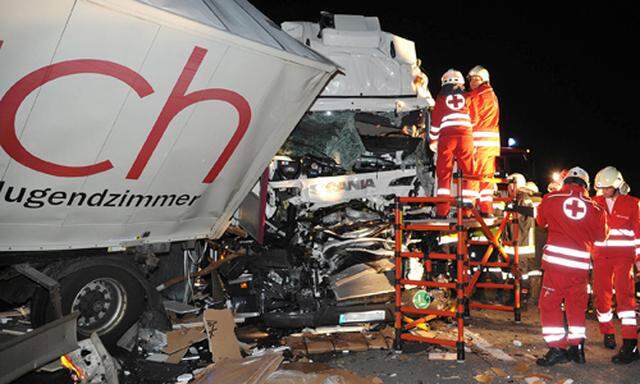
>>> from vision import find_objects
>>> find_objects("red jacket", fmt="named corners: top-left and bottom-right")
top-left (536, 184), bottom-right (608, 274)
top-left (593, 194), bottom-right (640, 261)
top-left (428, 88), bottom-right (472, 146)
top-left (466, 83), bottom-right (500, 156)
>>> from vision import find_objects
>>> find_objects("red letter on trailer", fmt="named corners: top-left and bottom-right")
top-left (126, 46), bottom-right (252, 184)
top-left (0, 54), bottom-right (154, 177)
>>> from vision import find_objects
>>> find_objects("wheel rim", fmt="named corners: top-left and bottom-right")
top-left (71, 278), bottom-right (128, 336)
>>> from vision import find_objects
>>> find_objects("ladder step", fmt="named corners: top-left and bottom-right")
top-left (400, 333), bottom-right (457, 348)
top-left (398, 252), bottom-right (456, 260)
top-left (398, 279), bottom-right (456, 289)
top-left (475, 282), bottom-right (514, 290)
top-left (400, 306), bottom-right (455, 318)
top-left (468, 240), bottom-right (493, 246)
top-left (402, 224), bottom-right (455, 231)
top-left (469, 302), bottom-right (514, 312)
top-left (469, 261), bottom-right (511, 268)
top-left (398, 252), bottom-right (424, 259)
top-left (428, 252), bottom-right (456, 260)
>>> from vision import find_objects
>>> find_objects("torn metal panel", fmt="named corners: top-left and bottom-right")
top-left (0, 313), bottom-right (78, 384)
top-left (12, 263), bottom-right (62, 319)
top-left (236, 169), bottom-right (269, 243)
top-left (116, 322), bottom-right (139, 353)
top-left (330, 263), bottom-right (394, 302)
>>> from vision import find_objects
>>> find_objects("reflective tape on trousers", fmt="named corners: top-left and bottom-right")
top-left (542, 254), bottom-right (590, 270)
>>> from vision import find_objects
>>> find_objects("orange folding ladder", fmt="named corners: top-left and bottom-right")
top-left (393, 172), bottom-right (521, 361)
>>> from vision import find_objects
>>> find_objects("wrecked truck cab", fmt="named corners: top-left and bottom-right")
top-left (275, 12), bottom-right (436, 198)
top-left (222, 14), bottom-right (437, 330)
top-left (270, 12), bottom-right (437, 204)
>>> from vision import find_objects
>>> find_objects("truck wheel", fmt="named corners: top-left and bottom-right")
top-left (31, 262), bottom-right (146, 348)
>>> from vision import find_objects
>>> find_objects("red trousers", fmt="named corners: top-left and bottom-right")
top-left (435, 135), bottom-right (475, 216)
top-left (475, 150), bottom-right (496, 214)
top-left (593, 257), bottom-right (638, 339)
top-left (539, 269), bottom-right (589, 348)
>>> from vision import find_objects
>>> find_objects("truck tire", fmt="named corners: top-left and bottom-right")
top-left (31, 260), bottom-right (146, 349)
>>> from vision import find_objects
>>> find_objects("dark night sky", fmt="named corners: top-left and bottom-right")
top-left (251, 1), bottom-right (640, 193)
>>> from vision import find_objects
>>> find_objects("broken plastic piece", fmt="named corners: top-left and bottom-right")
top-left (62, 333), bottom-right (119, 384)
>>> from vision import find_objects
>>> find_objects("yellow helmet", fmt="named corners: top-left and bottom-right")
top-left (467, 65), bottom-right (490, 83)
top-left (521, 181), bottom-right (539, 195)
top-left (594, 166), bottom-right (624, 190)
top-left (441, 69), bottom-right (464, 86)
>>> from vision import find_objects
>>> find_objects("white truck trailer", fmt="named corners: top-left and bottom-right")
top-left (0, 0), bottom-right (337, 354)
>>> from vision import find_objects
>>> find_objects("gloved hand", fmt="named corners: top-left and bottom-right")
top-left (505, 203), bottom-right (535, 217)
top-left (429, 140), bottom-right (437, 153)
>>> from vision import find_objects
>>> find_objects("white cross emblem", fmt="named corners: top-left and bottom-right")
top-left (445, 94), bottom-right (465, 110)
top-left (563, 197), bottom-right (587, 220)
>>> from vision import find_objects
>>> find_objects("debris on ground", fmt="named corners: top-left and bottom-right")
top-left (524, 373), bottom-right (554, 384)
top-left (466, 330), bottom-right (516, 362)
top-left (192, 351), bottom-right (283, 384)
top-left (264, 362), bottom-right (382, 384)
top-left (514, 362), bottom-right (530, 374)
top-left (490, 367), bottom-right (509, 378)
top-left (428, 352), bottom-right (457, 360)
top-left (473, 372), bottom-right (494, 383)
top-left (284, 326), bottom-right (395, 356)
top-left (203, 309), bottom-right (242, 362)
top-left (162, 327), bottom-right (207, 364)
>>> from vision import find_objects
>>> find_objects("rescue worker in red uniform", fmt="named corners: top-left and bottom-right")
top-left (428, 69), bottom-right (476, 217)
top-left (592, 166), bottom-right (640, 364)
top-left (535, 167), bottom-right (608, 366)
top-left (466, 66), bottom-right (500, 217)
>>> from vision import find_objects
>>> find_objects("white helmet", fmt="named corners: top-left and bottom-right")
top-left (508, 173), bottom-right (526, 189)
top-left (563, 166), bottom-right (590, 189)
top-left (620, 181), bottom-right (631, 195)
top-left (468, 65), bottom-right (490, 83)
top-left (594, 166), bottom-right (624, 190)
top-left (441, 69), bottom-right (464, 86)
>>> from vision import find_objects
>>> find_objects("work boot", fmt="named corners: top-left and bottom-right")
top-left (567, 340), bottom-right (586, 364)
top-left (604, 334), bottom-right (616, 350)
top-left (536, 347), bottom-right (569, 366)
top-left (612, 339), bottom-right (640, 364)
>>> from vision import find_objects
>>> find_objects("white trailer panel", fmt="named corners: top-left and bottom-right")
top-left (0, 0), bottom-right (336, 251)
